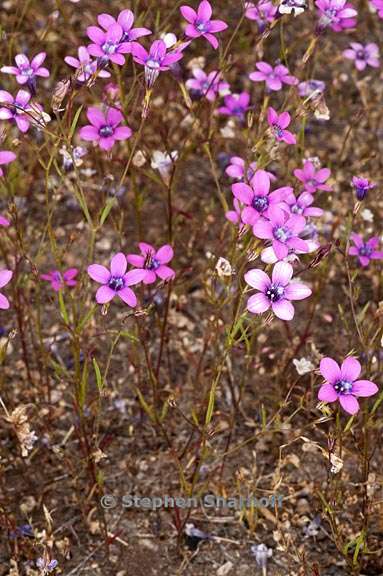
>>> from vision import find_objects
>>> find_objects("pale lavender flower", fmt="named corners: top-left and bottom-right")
top-left (267, 107), bottom-right (296, 144)
top-left (250, 62), bottom-right (298, 91)
top-left (343, 42), bottom-right (380, 70)
top-left (298, 79), bottom-right (325, 98)
top-left (294, 160), bottom-right (331, 193)
top-left (186, 69), bottom-right (229, 101)
top-left (41, 269), bottom-right (78, 291)
top-left (218, 92), bottom-right (251, 120)
top-left (1, 53), bottom-right (49, 92)
top-left (245, 1), bottom-right (278, 30)
top-left (286, 191), bottom-right (324, 218)
top-left (315, 0), bottom-right (357, 32)
top-left (0, 89), bottom-right (33, 133)
top-left (349, 234), bottom-right (383, 267)
top-left (65, 46), bottom-right (111, 82)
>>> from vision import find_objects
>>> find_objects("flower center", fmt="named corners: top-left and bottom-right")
top-left (334, 379), bottom-right (353, 394)
top-left (102, 41), bottom-right (117, 55)
top-left (99, 125), bottom-right (114, 137)
top-left (291, 204), bottom-right (303, 214)
top-left (21, 66), bottom-right (34, 77)
top-left (108, 276), bottom-right (125, 291)
top-left (52, 271), bottom-right (63, 282)
top-left (359, 245), bottom-right (372, 256)
top-left (146, 58), bottom-right (161, 70)
top-left (266, 284), bottom-right (285, 302)
top-left (272, 123), bottom-right (283, 138)
top-left (196, 20), bottom-right (209, 32)
top-left (356, 50), bottom-right (365, 60)
top-left (273, 226), bottom-right (290, 242)
top-left (145, 257), bottom-right (161, 271)
top-left (252, 195), bottom-right (269, 212)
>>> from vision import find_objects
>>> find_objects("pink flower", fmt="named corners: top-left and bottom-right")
top-left (0, 269), bottom-right (13, 309)
top-left (87, 23), bottom-right (131, 66)
top-left (217, 92), bottom-right (251, 119)
top-left (232, 169), bottom-right (294, 227)
top-left (88, 253), bottom-right (146, 306)
top-left (79, 107), bottom-right (132, 151)
top-left (65, 46), bottom-right (111, 82)
top-left (370, 0), bottom-right (383, 18)
top-left (180, 0), bottom-right (228, 49)
top-left (343, 42), bottom-right (380, 71)
top-left (186, 69), bottom-right (229, 101)
top-left (225, 156), bottom-right (276, 182)
top-left (0, 89), bottom-right (33, 133)
top-left (245, 1), bottom-right (277, 30)
top-left (131, 39), bottom-right (184, 87)
top-left (1, 53), bottom-right (49, 92)
top-left (126, 243), bottom-right (175, 284)
top-left (285, 191), bottom-right (324, 218)
top-left (318, 356), bottom-right (378, 415)
top-left (245, 261), bottom-right (312, 321)
top-left (0, 151), bottom-right (16, 177)
top-left (0, 215), bottom-right (10, 227)
top-left (348, 233), bottom-right (383, 267)
top-left (249, 62), bottom-right (298, 91)
top-left (253, 205), bottom-right (309, 260)
top-left (225, 198), bottom-right (243, 226)
top-left (96, 9), bottom-right (152, 43)
top-left (315, 0), bottom-right (357, 31)
top-left (267, 107), bottom-right (296, 145)
top-left (41, 269), bottom-right (78, 291)
top-left (293, 160), bottom-right (331, 193)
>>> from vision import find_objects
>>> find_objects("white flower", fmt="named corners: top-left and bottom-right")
top-left (293, 357), bottom-right (315, 375)
top-left (161, 32), bottom-right (177, 48)
top-left (151, 150), bottom-right (178, 177)
top-left (279, 0), bottom-right (307, 16)
top-left (220, 120), bottom-right (236, 138)
top-left (216, 257), bottom-right (233, 277)
top-left (361, 208), bottom-right (374, 223)
top-left (251, 544), bottom-right (273, 567)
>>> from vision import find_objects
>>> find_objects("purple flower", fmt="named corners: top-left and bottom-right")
top-left (186, 69), bottom-right (229, 101)
top-left (87, 23), bottom-right (131, 66)
top-left (225, 156), bottom-right (276, 182)
top-left (88, 253), bottom-right (146, 306)
top-left (371, 0), bottom-right (383, 18)
top-left (1, 53), bottom-right (49, 92)
top-left (96, 9), bottom-right (152, 43)
top-left (0, 215), bottom-right (10, 227)
top-left (131, 39), bottom-right (184, 87)
top-left (267, 107), bottom-right (296, 145)
top-left (0, 89), bottom-right (33, 133)
top-left (318, 356), bottom-right (378, 415)
top-left (285, 191), bottom-right (324, 218)
top-left (294, 160), bottom-right (331, 193)
top-left (218, 92), bottom-right (251, 120)
top-left (0, 269), bottom-right (12, 309)
top-left (245, 261), bottom-right (312, 320)
top-left (349, 234), bottom-right (383, 267)
top-left (253, 205), bottom-right (309, 260)
top-left (352, 176), bottom-right (375, 201)
top-left (225, 198), bottom-right (243, 226)
top-left (261, 237), bottom-right (319, 264)
top-left (180, 1), bottom-right (228, 49)
top-left (298, 79), bottom-right (325, 98)
top-left (65, 46), bottom-right (111, 83)
top-left (343, 42), bottom-right (379, 70)
top-left (126, 243), bottom-right (175, 284)
top-left (315, 0), bottom-right (357, 32)
top-left (41, 269), bottom-right (78, 291)
top-left (244, 1), bottom-right (277, 31)
top-left (249, 62), bottom-right (298, 91)
top-left (79, 107), bottom-right (132, 151)
top-left (232, 169), bottom-right (294, 227)
top-left (0, 151), bottom-right (16, 177)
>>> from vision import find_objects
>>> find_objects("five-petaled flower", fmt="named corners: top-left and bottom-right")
top-left (126, 243), bottom-right (175, 284)
top-left (87, 23), bottom-right (131, 66)
top-left (0, 269), bottom-right (13, 310)
top-left (88, 253), bottom-right (146, 306)
top-left (1, 53), bottom-right (49, 92)
top-left (0, 151), bottom-right (16, 177)
top-left (285, 191), bottom-right (324, 218)
top-left (245, 261), bottom-right (312, 320)
top-left (180, 0), bottom-right (228, 49)
top-left (343, 42), bottom-right (380, 70)
top-left (318, 356), bottom-right (378, 415)
top-left (348, 233), bottom-right (383, 267)
top-left (65, 46), bottom-right (111, 83)
top-left (0, 89), bottom-right (33, 133)
top-left (218, 93), bottom-right (251, 120)
top-left (245, 1), bottom-right (278, 30)
top-left (79, 107), bottom-right (132, 151)
top-left (293, 160), bottom-right (332, 193)
top-left (186, 69), bottom-right (229, 101)
top-left (315, 0), bottom-right (357, 32)
top-left (249, 62), bottom-right (298, 91)
top-left (131, 39), bottom-right (184, 87)
top-left (41, 269), bottom-right (79, 291)
top-left (96, 9), bottom-right (152, 44)
top-left (267, 107), bottom-right (296, 144)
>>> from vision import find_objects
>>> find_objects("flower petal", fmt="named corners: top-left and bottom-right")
top-left (96, 285), bottom-right (115, 303)
top-left (318, 384), bottom-right (338, 402)
top-left (271, 299), bottom-right (294, 320)
top-left (87, 264), bottom-right (110, 284)
top-left (339, 394), bottom-right (360, 415)
top-left (156, 245), bottom-right (174, 264)
top-left (244, 269), bottom-right (270, 291)
top-left (352, 380), bottom-right (378, 397)
top-left (111, 253), bottom-right (127, 277)
top-left (284, 282), bottom-right (312, 301)
top-left (247, 293), bottom-right (270, 314)
top-left (271, 261), bottom-right (293, 286)
top-left (320, 357), bottom-right (341, 384)
top-left (341, 356), bottom-right (361, 382)
top-left (118, 286), bottom-right (137, 307)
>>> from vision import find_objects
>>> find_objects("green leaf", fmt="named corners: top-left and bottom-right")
top-left (58, 290), bottom-right (69, 324)
top-left (69, 105), bottom-right (83, 142)
top-left (93, 357), bottom-right (104, 392)
top-left (99, 197), bottom-right (117, 227)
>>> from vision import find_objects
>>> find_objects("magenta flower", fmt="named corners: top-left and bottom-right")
top-left (298, 79), bottom-right (325, 98)
top-left (180, 1), bottom-right (228, 49)
top-left (249, 62), bottom-right (298, 91)
top-left (232, 169), bottom-right (294, 226)
top-left (41, 269), bottom-right (78, 292)
top-left (1, 53), bottom-right (49, 92)
top-left (88, 253), bottom-right (146, 306)
top-left (0, 269), bottom-right (12, 309)
top-left (245, 261), bottom-right (311, 321)
top-left (0, 89), bottom-right (33, 133)
top-left (96, 9), bottom-right (152, 43)
top-left (0, 151), bottom-right (16, 177)
top-left (225, 198), bottom-right (243, 226)
top-left (0, 215), bottom-right (10, 227)
top-left (318, 356), bottom-right (378, 415)
top-left (253, 205), bottom-right (309, 260)
top-left (293, 160), bottom-right (331, 193)
top-left (315, 0), bottom-right (357, 32)
top-left (218, 92), bottom-right (251, 120)
top-left (131, 39), bottom-right (184, 87)
top-left (371, 0), bottom-right (383, 18)
top-left (343, 42), bottom-right (379, 71)
top-left (79, 107), bottom-right (132, 151)
top-left (226, 156), bottom-right (276, 183)
top-left (65, 46), bottom-right (111, 82)
top-left (348, 234), bottom-right (383, 267)
top-left (126, 243), bottom-right (175, 284)
top-left (285, 191), bottom-right (324, 218)
top-left (352, 176), bottom-right (375, 201)
top-left (186, 69), bottom-right (229, 101)
top-left (87, 23), bottom-right (131, 66)
top-left (267, 107), bottom-right (296, 145)
top-left (245, 1), bottom-right (277, 30)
